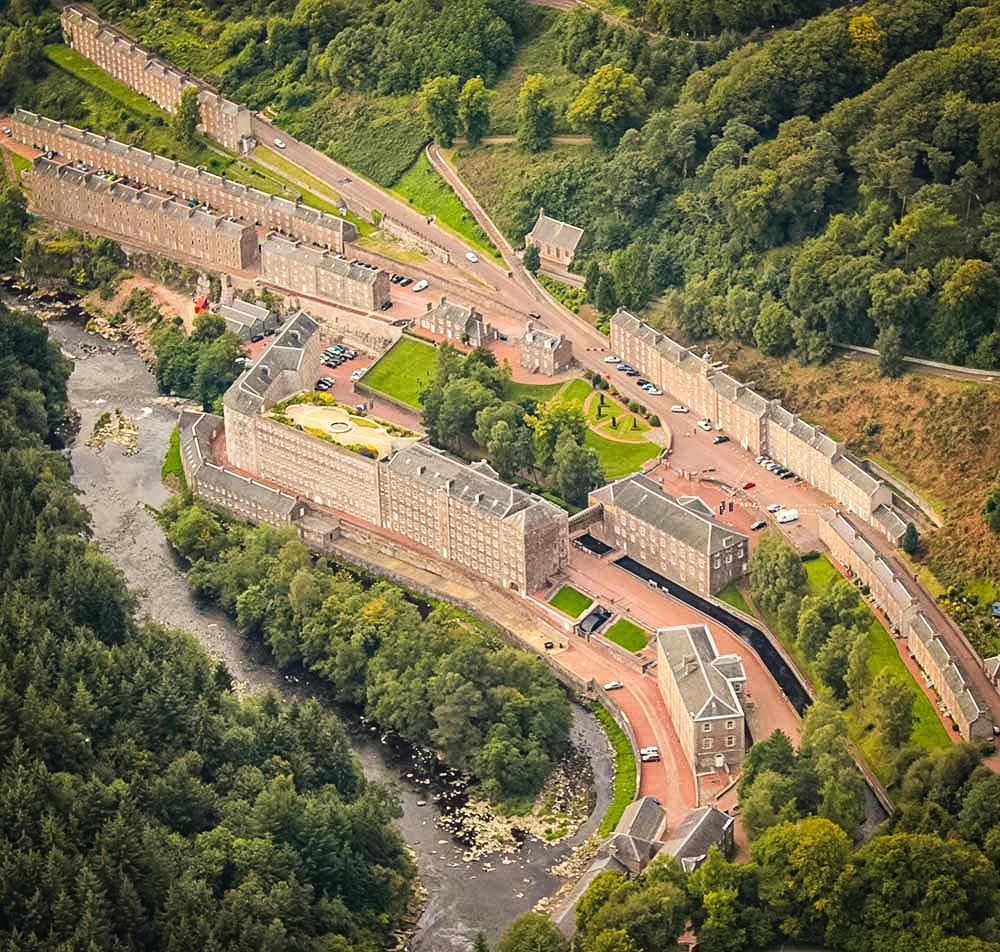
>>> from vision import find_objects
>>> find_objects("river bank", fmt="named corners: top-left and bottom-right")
top-left (45, 314), bottom-right (614, 951)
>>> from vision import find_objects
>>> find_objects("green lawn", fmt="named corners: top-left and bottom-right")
top-left (161, 427), bottom-right (186, 490)
top-left (594, 705), bottom-right (638, 837)
top-left (803, 556), bottom-right (951, 782)
top-left (362, 337), bottom-right (438, 409)
top-left (391, 152), bottom-right (499, 260)
top-left (604, 618), bottom-right (648, 651)
top-left (717, 584), bottom-right (752, 616)
top-left (46, 44), bottom-right (165, 119)
top-left (9, 152), bottom-right (31, 177)
top-left (505, 379), bottom-right (567, 404)
top-left (584, 430), bottom-right (660, 480)
top-left (548, 584), bottom-right (593, 617)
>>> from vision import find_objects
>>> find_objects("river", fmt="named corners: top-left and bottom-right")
top-left (46, 317), bottom-right (614, 951)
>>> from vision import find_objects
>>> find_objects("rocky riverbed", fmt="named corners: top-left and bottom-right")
top-left (46, 315), bottom-right (614, 951)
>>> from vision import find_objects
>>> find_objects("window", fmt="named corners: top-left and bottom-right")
top-left (702, 722), bottom-right (712, 733)
top-left (725, 720), bottom-right (735, 730)
top-left (702, 738), bottom-right (713, 751)
top-left (726, 735), bottom-right (736, 748)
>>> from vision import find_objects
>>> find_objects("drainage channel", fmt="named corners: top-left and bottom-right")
top-left (613, 555), bottom-right (812, 715)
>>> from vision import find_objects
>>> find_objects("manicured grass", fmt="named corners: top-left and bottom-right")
top-left (505, 379), bottom-right (567, 404)
top-left (46, 44), bottom-right (165, 119)
top-left (161, 427), bottom-right (186, 490)
top-left (604, 618), bottom-right (648, 651)
top-left (584, 430), bottom-right (661, 480)
top-left (803, 555), bottom-right (838, 593)
top-left (362, 337), bottom-right (438, 409)
top-left (391, 152), bottom-right (499, 260)
top-left (594, 705), bottom-right (638, 837)
top-left (548, 584), bottom-right (593, 617)
top-left (717, 584), bottom-right (752, 617)
top-left (9, 152), bottom-right (31, 177)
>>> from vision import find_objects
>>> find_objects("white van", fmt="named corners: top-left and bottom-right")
top-left (776, 508), bottom-right (799, 524)
top-left (671, 405), bottom-right (689, 413)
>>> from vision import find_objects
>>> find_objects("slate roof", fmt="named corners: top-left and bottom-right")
top-left (590, 474), bottom-right (747, 557)
top-left (262, 235), bottom-right (381, 284)
top-left (387, 443), bottom-right (561, 523)
top-left (423, 298), bottom-right (482, 333)
top-left (873, 504), bottom-right (908, 542)
top-left (833, 454), bottom-right (882, 496)
top-left (657, 625), bottom-right (745, 720)
top-left (522, 325), bottom-right (563, 349)
top-left (528, 210), bottom-right (584, 254)
top-left (661, 806), bottom-right (734, 873)
top-left (224, 310), bottom-right (319, 417)
top-left (616, 795), bottom-right (666, 842)
top-left (909, 612), bottom-right (985, 726)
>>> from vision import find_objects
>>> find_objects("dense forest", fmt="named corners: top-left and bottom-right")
top-left (158, 491), bottom-right (573, 804)
top-left (0, 304), bottom-right (417, 949)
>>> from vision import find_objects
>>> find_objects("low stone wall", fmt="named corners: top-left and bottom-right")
top-left (861, 458), bottom-right (943, 529)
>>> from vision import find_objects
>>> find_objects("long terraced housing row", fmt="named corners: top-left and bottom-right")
top-left (819, 508), bottom-right (997, 741)
top-left (60, 5), bottom-right (254, 153)
top-left (29, 156), bottom-right (259, 271)
top-left (10, 110), bottom-right (356, 252)
top-left (610, 309), bottom-right (906, 542)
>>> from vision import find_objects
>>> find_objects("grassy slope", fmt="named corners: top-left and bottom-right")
top-left (717, 584), bottom-right (752, 616)
top-left (362, 337), bottom-right (438, 408)
top-left (505, 379), bottom-right (566, 404)
top-left (549, 585), bottom-right (593, 617)
top-left (604, 618), bottom-right (648, 651)
top-left (161, 426), bottom-right (186, 489)
top-left (489, 9), bottom-right (583, 136)
top-left (594, 705), bottom-right (638, 836)
top-left (391, 152), bottom-right (499, 259)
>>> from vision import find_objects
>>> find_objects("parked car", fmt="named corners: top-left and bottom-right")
top-left (412, 279), bottom-right (429, 292)
top-left (776, 508), bottom-right (799, 524)
top-left (1, 126), bottom-right (11, 136)
top-left (637, 378), bottom-right (651, 388)
top-left (780, 471), bottom-right (796, 480)
top-left (465, 252), bottom-right (479, 263)
top-left (697, 419), bottom-right (713, 432)
top-left (603, 681), bottom-right (624, 691)
top-left (543, 641), bottom-right (554, 650)
top-left (250, 334), bottom-right (264, 343)
top-left (380, 300), bottom-right (393, 310)
top-left (604, 355), bottom-right (621, 363)
top-left (640, 747), bottom-right (661, 763)
top-left (273, 138), bottom-right (286, 149)
top-left (671, 405), bottom-right (689, 414)
top-left (399, 277), bottom-right (413, 287)
top-left (767, 503), bottom-right (782, 513)
top-left (743, 481), bottom-right (756, 490)
top-left (350, 369), bottom-right (366, 382)
top-left (645, 387), bottom-right (663, 396)
top-left (750, 520), bottom-right (767, 531)
top-left (712, 435), bottom-right (729, 444)
top-left (314, 378), bottom-right (333, 390)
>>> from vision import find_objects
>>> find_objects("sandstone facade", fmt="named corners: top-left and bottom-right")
top-left (29, 156), bottom-right (258, 271)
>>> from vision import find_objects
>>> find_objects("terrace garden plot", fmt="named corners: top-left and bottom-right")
top-left (548, 585), bottom-right (593, 618)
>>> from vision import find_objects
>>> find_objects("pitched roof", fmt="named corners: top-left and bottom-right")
top-left (616, 795), bottom-right (666, 842)
top-left (661, 806), bottom-right (734, 872)
top-left (657, 625), bottom-right (745, 720)
top-left (528, 210), bottom-right (584, 253)
top-left (262, 235), bottom-right (381, 284)
top-left (423, 298), bottom-right (482, 332)
top-left (590, 474), bottom-right (747, 557)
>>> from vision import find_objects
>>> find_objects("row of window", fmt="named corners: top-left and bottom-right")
top-left (701, 736), bottom-right (738, 750)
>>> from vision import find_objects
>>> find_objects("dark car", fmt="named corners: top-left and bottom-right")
top-left (390, 274), bottom-right (404, 284)
top-left (712, 435), bottom-right (730, 444)
top-left (380, 300), bottom-right (393, 310)
top-left (543, 641), bottom-right (554, 650)
top-left (751, 520), bottom-right (767, 531)
top-left (399, 277), bottom-right (413, 287)
top-left (637, 378), bottom-right (651, 388)
top-left (250, 334), bottom-right (265, 343)
top-left (780, 470), bottom-right (796, 479)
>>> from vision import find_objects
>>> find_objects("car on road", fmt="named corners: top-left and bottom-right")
top-left (743, 481), bottom-right (755, 490)
top-left (314, 378), bottom-right (333, 390)
top-left (645, 386), bottom-right (663, 396)
top-left (465, 252), bottom-right (479, 263)
top-left (767, 503), bottom-right (782, 513)
top-left (640, 747), bottom-right (661, 763)
top-left (390, 274), bottom-right (403, 284)
top-left (543, 641), bottom-right (554, 650)
top-left (713, 435), bottom-right (729, 444)
top-left (379, 300), bottom-right (393, 310)
top-left (697, 419), bottom-right (713, 432)
top-left (350, 369), bottom-right (366, 382)
top-left (398, 277), bottom-right (413, 287)
top-left (776, 508), bottom-right (799, 524)
top-left (529, 312), bottom-right (541, 319)
top-left (750, 520), bottom-right (767, 531)
top-left (780, 470), bottom-right (796, 480)
top-left (273, 138), bottom-right (286, 149)
top-left (603, 681), bottom-right (624, 691)
top-left (1, 126), bottom-right (11, 136)
top-left (637, 378), bottom-right (651, 388)
top-left (604, 355), bottom-right (621, 363)
top-left (671, 405), bottom-right (689, 414)
top-left (412, 279), bottom-right (429, 292)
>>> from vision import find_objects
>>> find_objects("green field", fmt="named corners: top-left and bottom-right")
top-left (717, 584), bottom-right (752, 616)
top-left (362, 337), bottom-right (438, 408)
top-left (46, 44), bottom-right (164, 119)
top-left (604, 618), bottom-right (648, 651)
top-left (594, 705), bottom-right (638, 837)
top-left (391, 152), bottom-right (499, 260)
top-left (548, 585), bottom-right (593, 617)
top-left (505, 379), bottom-right (566, 404)
top-left (9, 152), bottom-right (31, 177)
